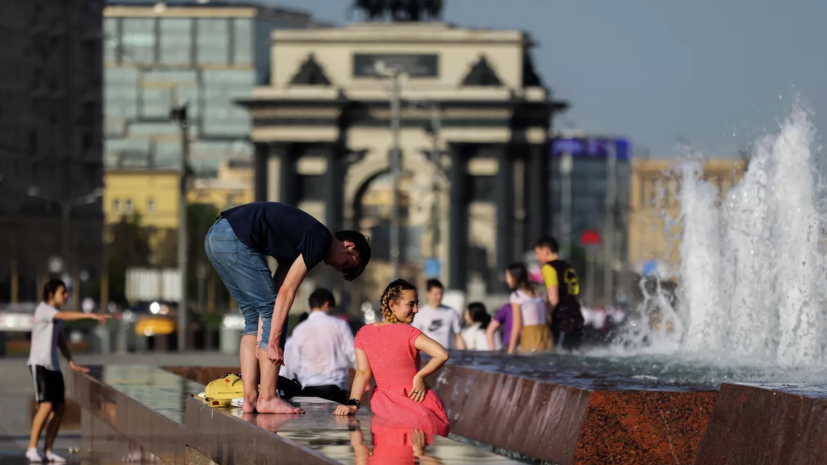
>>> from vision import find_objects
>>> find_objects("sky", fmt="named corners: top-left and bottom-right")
top-left (169, 0), bottom-right (827, 157)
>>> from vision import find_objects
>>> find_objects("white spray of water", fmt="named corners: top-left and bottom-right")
top-left (622, 104), bottom-right (827, 368)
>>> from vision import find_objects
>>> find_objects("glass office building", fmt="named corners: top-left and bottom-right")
top-left (103, 1), bottom-right (314, 177)
top-left (549, 137), bottom-right (632, 266)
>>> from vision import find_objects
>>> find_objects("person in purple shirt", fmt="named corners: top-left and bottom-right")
top-left (486, 303), bottom-right (513, 351)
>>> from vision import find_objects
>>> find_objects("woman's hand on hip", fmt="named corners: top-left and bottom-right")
top-left (408, 376), bottom-right (426, 403)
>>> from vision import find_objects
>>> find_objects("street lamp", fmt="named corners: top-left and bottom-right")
top-left (374, 61), bottom-right (404, 279)
top-left (410, 101), bottom-right (444, 260)
top-left (170, 103), bottom-right (190, 351)
top-left (27, 186), bottom-right (103, 310)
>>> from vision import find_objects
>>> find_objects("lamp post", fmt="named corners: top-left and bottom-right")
top-left (27, 186), bottom-right (103, 311)
top-left (427, 105), bottom-right (441, 258)
top-left (374, 62), bottom-right (404, 278)
top-left (170, 103), bottom-right (190, 351)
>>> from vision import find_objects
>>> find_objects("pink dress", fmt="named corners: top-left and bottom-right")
top-left (354, 324), bottom-right (450, 436)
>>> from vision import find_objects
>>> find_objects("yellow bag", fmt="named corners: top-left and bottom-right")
top-left (191, 373), bottom-right (303, 408)
top-left (192, 373), bottom-right (244, 408)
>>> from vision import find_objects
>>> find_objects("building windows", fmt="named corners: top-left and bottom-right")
top-left (233, 18), bottom-right (253, 64)
top-left (147, 197), bottom-right (156, 213)
top-left (113, 198), bottom-right (121, 212)
top-left (160, 18), bottom-right (192, 64)
top-left (196, 19), bottom-right (229, 65)
top-left (125, 198), bottom-right (133, 213)
top-left (122, 18), bottom-right (156, 64)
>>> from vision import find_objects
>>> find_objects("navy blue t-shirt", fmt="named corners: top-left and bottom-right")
top-left (221, 202), bottom-right (333, 270)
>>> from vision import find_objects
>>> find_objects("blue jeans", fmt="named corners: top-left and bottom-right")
top-left (205, 218), bottom-right (287, 350)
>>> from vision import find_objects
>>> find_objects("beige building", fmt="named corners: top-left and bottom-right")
top-left (628, 158), bottom-right (747, 278)
top-left (241, 21), bottom-right (567, 302)
top-left (190, 160), bottom-right (255, 210)
top-left (104, 161), bottom-right (253, 264)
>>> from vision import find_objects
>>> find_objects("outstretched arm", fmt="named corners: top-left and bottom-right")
top-left (267, 255), bottom-right (308, 365)
top-left (54, 311), bottom-right (109, 323)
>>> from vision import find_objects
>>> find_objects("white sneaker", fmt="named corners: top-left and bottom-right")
top-left (26, 449), bottom-right (44, 463)
top-left (44, 451), bottom-right (66, 463)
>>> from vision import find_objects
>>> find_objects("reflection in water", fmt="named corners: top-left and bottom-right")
top-left (348, 417), bottom-right (444, 465)
top-left (242, 412), bottom-right (303, 433)
top-left (272, 400), bottom-right (516, 464)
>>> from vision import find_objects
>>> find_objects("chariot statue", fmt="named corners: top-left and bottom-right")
top-left (350, 0), bottom-right (444, 22)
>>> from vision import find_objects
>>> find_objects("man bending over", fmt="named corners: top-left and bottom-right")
top-left (205, 202), bottom-right (371, 414)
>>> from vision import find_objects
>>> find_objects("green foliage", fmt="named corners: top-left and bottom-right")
top-left (102, 202), bottom-right (226, 310)
top-left (188, 203), bottom-right (219, 264)
top-left (203, 313), bottom-right (224, 330)
top-left (106, 213), bottom-right (152, 303)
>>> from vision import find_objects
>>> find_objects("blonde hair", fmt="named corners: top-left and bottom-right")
top-left (380, 279), bottom-right (417, 324)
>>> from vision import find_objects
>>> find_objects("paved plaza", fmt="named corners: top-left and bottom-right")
top-left (0, 352), bottom-right (238, 462)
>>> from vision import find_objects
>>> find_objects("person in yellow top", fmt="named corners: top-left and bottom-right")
top-left (535, 237), bottom-right (585, 350)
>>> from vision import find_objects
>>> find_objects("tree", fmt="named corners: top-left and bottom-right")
top-left (152, 203), bottom-right (218, 269)
top-left (187, 203), bottom-right (218, 263)
top-left (106, 213), bottom-right (152, 303)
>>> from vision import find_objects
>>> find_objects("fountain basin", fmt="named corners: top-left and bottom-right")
top-left (435, 351), bottom-right (827, 464)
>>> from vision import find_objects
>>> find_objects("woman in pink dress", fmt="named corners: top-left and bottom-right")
top-left (333, 279), bottom-right (450, 436)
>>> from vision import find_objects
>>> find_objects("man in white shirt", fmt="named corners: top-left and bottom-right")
top-left (279, 289), bottom-right (355, 404)
top-left (412, 279), bottom-right (466, 350)
top-left (27, 279), bottom-right (109, 463)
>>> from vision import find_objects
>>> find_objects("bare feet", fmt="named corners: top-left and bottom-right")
top-left (256, 397), bottom-right (305, 414)
top-left (242, 395), bottom-right (258, 414)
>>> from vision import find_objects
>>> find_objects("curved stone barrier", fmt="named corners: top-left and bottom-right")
top-left (434, 363), bottom-right (717, 465)
top-left (694, 383), bottom-right (827, 465)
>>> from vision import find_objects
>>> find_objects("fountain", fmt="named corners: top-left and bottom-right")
top-left (434, 102), bottom-right (827, 465)
top-left (595, 101), bottom-right (827, 383)
top-left (643, 103), bottom-right (826, 367)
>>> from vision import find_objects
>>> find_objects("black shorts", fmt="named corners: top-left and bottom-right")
top-left (300, 385), bottom-right (349, 404)
top-left (29, 365), bottom-right (65, 404)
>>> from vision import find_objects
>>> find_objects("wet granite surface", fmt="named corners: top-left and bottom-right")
top-left (188, 396), bottom-right (523, 465)
top-left (435, 353), bottom-right (827, 465)
top-left (70, 366), bottom-right (204, 465)
top-left (574, 390), bottom-right (716, 465)
top-left (694, 383), bottom-right (827, 465)
top-left (75, 366), bottom-right (522, 464)
top-left (73, 359), bottom-right (827, 465)
top-left (434, 363), bottom-right (717, 465)
top-left (81, 365), bottom-right (206, 425)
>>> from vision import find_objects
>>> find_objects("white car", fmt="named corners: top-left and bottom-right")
top-left (0, 302), bottom-right (37, 332)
